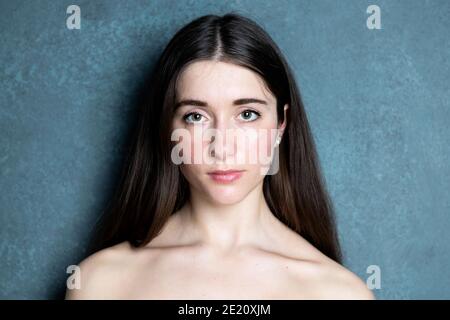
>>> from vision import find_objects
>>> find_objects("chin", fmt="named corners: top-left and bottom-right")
top-left (205, 185), bottom-right (249, 205)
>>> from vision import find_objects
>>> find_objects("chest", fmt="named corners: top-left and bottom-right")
top-left (122, 260), bottom-right (299, 299)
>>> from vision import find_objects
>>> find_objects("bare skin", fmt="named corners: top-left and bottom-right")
top-left (65, 198), bottom-right (375, 300)
top-left (66, 61), bottom-right (375, 300)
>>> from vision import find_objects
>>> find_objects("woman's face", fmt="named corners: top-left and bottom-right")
top-left (171, 60), bottom-right (287, 205)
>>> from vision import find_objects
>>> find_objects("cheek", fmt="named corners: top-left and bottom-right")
top-left (265, 129), bottom-right (278, 154)
top-left (240, 126), bottom-right (277, 165)
top-left (180, 163), bottom-right (204, 187)
top-left (171, 125), bottom-right (208, 165)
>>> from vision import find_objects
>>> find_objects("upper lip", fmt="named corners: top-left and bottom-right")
top-left (208, 169), bottom-right (245, 174)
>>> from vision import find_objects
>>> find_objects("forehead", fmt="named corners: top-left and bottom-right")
top-left (176, 60), bottom-right (276, 104)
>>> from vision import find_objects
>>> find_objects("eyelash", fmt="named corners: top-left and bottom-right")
top-left (183, 109), bottom-right (261, 124)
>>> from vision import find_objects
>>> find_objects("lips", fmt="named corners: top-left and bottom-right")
top-left (207, 170), bottom-right (245, 183)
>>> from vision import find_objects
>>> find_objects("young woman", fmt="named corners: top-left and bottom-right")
top-left (66, 13), bottom-right (374, 300)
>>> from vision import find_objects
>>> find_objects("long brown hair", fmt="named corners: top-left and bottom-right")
top-left (93, 13), bottom-right (342, 263)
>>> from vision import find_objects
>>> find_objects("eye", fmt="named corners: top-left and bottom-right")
top-left (238, 109), bottom-right (260, 122)
top-left (183, 112), bottom-right (206, 124)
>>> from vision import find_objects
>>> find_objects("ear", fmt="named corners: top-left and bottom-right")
top-left (278, 104), bottom-right (289, 136)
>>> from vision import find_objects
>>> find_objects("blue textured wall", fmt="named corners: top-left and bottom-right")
top-left (1, 0), bottom-right (449, 299)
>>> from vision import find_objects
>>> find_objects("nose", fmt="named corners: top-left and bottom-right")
top-left (208, 117), bottom-right (237, 162)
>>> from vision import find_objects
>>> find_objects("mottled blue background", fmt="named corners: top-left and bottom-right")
top-left (1, 0), bottom-right (449, 299)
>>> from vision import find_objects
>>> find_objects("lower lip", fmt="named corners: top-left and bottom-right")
top-left (208, 171), bottom-right (244, 183)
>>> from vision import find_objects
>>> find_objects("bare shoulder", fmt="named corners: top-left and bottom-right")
top-left (65, 241), bottom-right (138, 300)
top-left (283, 248), bottom-right (375, 300)
top-left (273, 231), bottom-right (375, 300)
top-left (306, 261), bottom-right (375, 299)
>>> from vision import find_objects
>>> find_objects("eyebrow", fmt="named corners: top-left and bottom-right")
top-left (174, 98), bottom-right (268, 109)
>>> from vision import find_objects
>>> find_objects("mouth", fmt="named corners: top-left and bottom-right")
top-left (207, 169), bottom-right (245, 184)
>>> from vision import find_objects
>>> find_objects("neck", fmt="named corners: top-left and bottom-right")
top-left (179, 182), bottom-right (276, 253)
